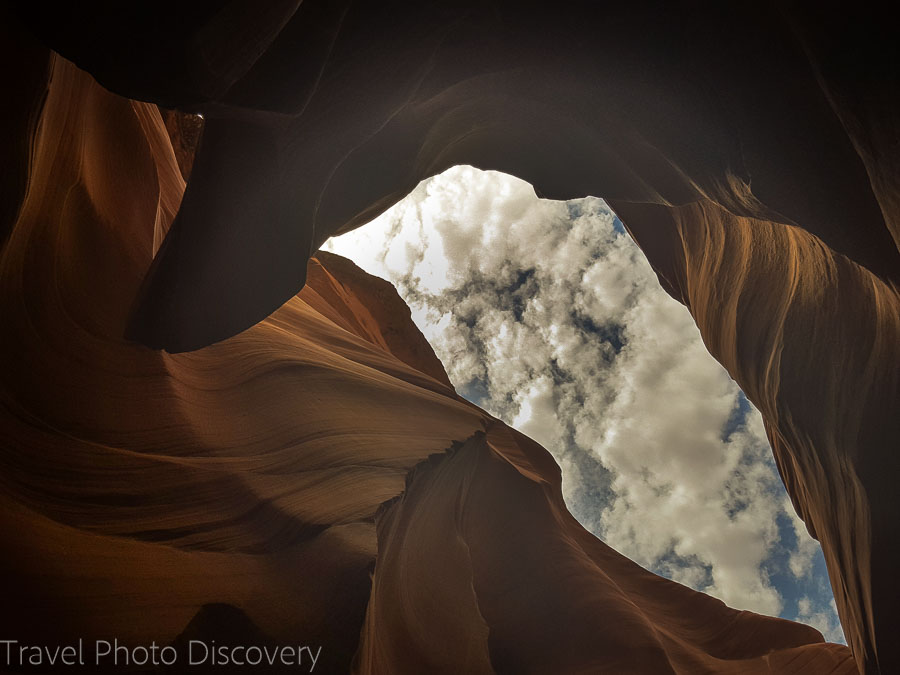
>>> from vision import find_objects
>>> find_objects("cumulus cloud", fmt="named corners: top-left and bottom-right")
top-left (797, 596), bottom-right (846, 644)
top-left (324, 165), bottom-right (843, 638)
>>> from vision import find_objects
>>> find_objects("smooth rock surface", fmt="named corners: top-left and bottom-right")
top-left (3, 3), bottom-right (899, 672)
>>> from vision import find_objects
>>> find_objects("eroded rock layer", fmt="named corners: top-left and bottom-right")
top-left (0, 49), bottom-right (858, 675)
top-left (0, 54), bottom-right (485, 672)
top-left (357, 428), bottom-right (854, 674)
top-left (614, 198), bottom-right (900, 673)
top-left (3, 2), bottom-right (899, 673)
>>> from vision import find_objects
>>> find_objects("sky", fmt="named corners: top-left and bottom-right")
top-left (323, 165), bottom-right (844, 642)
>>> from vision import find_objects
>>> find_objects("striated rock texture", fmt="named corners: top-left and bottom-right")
top-left (358, 428), bottom-right (854, 675)
top-left (0, 53), bottom-right (483, 670)
top-left (2, 2), bottom-right (898, 673)
top-left (0, 54), bottom-right (858, 674)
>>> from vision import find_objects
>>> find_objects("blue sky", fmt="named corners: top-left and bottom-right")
top-left (324, 166), bottom-right (844, 642)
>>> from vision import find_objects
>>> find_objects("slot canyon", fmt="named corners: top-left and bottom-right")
top-left (1, 2), bottom-right (898, 673)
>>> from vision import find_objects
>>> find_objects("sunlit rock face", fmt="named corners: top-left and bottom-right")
top-left (3, 2), bottom-right (898, 673)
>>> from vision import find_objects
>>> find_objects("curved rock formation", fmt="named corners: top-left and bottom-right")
top-left (3, 2), bottom-right (898, 673)
top-left (17, 2), bottom-right (898, 353)
top-left (0, 55), bottom-right (858, 674)
top-left (0, 53), bottom-right (485, 671)
top-left (358, 428), bottom-right (854, 675)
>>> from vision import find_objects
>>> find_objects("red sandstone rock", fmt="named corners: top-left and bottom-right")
top-left (2, 3), bottom-right (898, 672)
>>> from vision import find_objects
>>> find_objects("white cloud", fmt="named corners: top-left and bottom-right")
top-left (797, 595), bottom-right (845, 643)
top-left (324, 165), bottom-right (841, 632)
top-left (784, 495), bottom-right (821, 580)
